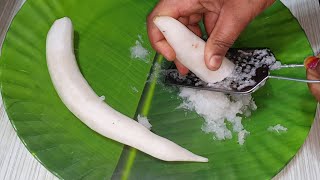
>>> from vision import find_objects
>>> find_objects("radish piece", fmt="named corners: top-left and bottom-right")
top-left (153, 16), bottom-right (235, 83)
top-left (46, 17), bottom-right (208, 163)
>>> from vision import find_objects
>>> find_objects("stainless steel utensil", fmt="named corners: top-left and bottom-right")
top-left (164, 48), bottom-right (320, 94)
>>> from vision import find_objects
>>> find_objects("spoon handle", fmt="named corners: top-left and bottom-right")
top-left (268, 75), bottom-right (320, 83)
top-left (279, 64), bottom-right (305, 68)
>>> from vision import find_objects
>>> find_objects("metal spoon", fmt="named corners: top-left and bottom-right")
top-left (164, 48), bottom-right (320, 94)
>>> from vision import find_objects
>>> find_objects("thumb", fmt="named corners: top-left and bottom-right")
top-left (205, 13), bottom-right (252, 71)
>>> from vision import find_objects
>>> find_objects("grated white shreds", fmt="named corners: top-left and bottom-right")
top-left (137, 115), bottom-right (152, 130)
top-left (131, 86), bottom-right (139, 93)
top-left (268, 124), bottom-right (287, 133)
top-left (178, 88), bottom-right (256, 144)
top-left (270, 61), bottom-right (282, 70)
top-left (130, 35), bottom-right (150, 63)
top-left (238, 130), bottom-right (250, 145)
top-left (99, 96), bottom-right (105, 101)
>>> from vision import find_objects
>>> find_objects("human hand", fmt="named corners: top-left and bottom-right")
top-left (305, 56), bottom-right (320, 101)
top-left (147, 0), bottom-right (275, 75)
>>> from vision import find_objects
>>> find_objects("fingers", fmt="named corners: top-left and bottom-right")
top-left (179, 15), bottom-right (203, 37)
top-left (147, 1), bottom-right (179, 61)
top-left (147, 0), bottom-right (204, 61)
top-left (204, 12), bottom-right (219, 35)
top-left (147, 1), bottom-right (203, 75)
top-left (204, 0), bottom-right (275, 71)
top-left (305, 56), bottom-right (320, 101)
top-left (154, 40), bottom-right (176, 61)
top-left (188, 13), bottom-right (203, 25)
top-left (187, 24), bottom-right (202, 37)
top-left (307, 68), bottom-right (320, 102)
top-left (204, 7), bottom-right (253, 71)
top-left (306, 69), bottom-right (320, 102)
top-left (205, 19), bottom-right (245, 70)
top-left (147, 0), bottom-right (202, 61)
top-left (174, 60), bottom-right (189, 75)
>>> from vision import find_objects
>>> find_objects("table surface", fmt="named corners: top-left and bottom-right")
top-left (1, 0), bottom-right (320, 179)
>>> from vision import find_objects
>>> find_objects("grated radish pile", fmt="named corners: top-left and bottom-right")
top-left (178, 88), bottom-right (257, 144)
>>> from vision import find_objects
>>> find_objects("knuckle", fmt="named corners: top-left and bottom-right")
top-left (214, 39), bottom-right (232, 48)
top-left (210, 35), bottom-right (234, 50)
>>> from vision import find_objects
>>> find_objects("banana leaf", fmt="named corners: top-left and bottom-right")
top-left (0, 0), bottom-right (315, 179)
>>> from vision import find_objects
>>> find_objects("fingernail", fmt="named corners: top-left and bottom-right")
top-left (304, 56), bottom-right (320, 69)
top-left (209, 55), bottom-right (222, 70)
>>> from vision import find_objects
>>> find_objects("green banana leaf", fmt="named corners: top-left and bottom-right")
top-left (0, 0), bottom-right (316, 179)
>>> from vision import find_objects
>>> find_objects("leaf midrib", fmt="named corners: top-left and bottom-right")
top-left (110, 54), bottom-right (164, 180)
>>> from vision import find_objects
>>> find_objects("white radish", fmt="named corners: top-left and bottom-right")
top-left (153, 16), bottom-right (235, 83)
top-left (46, 17), bottom-right (208, 163)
